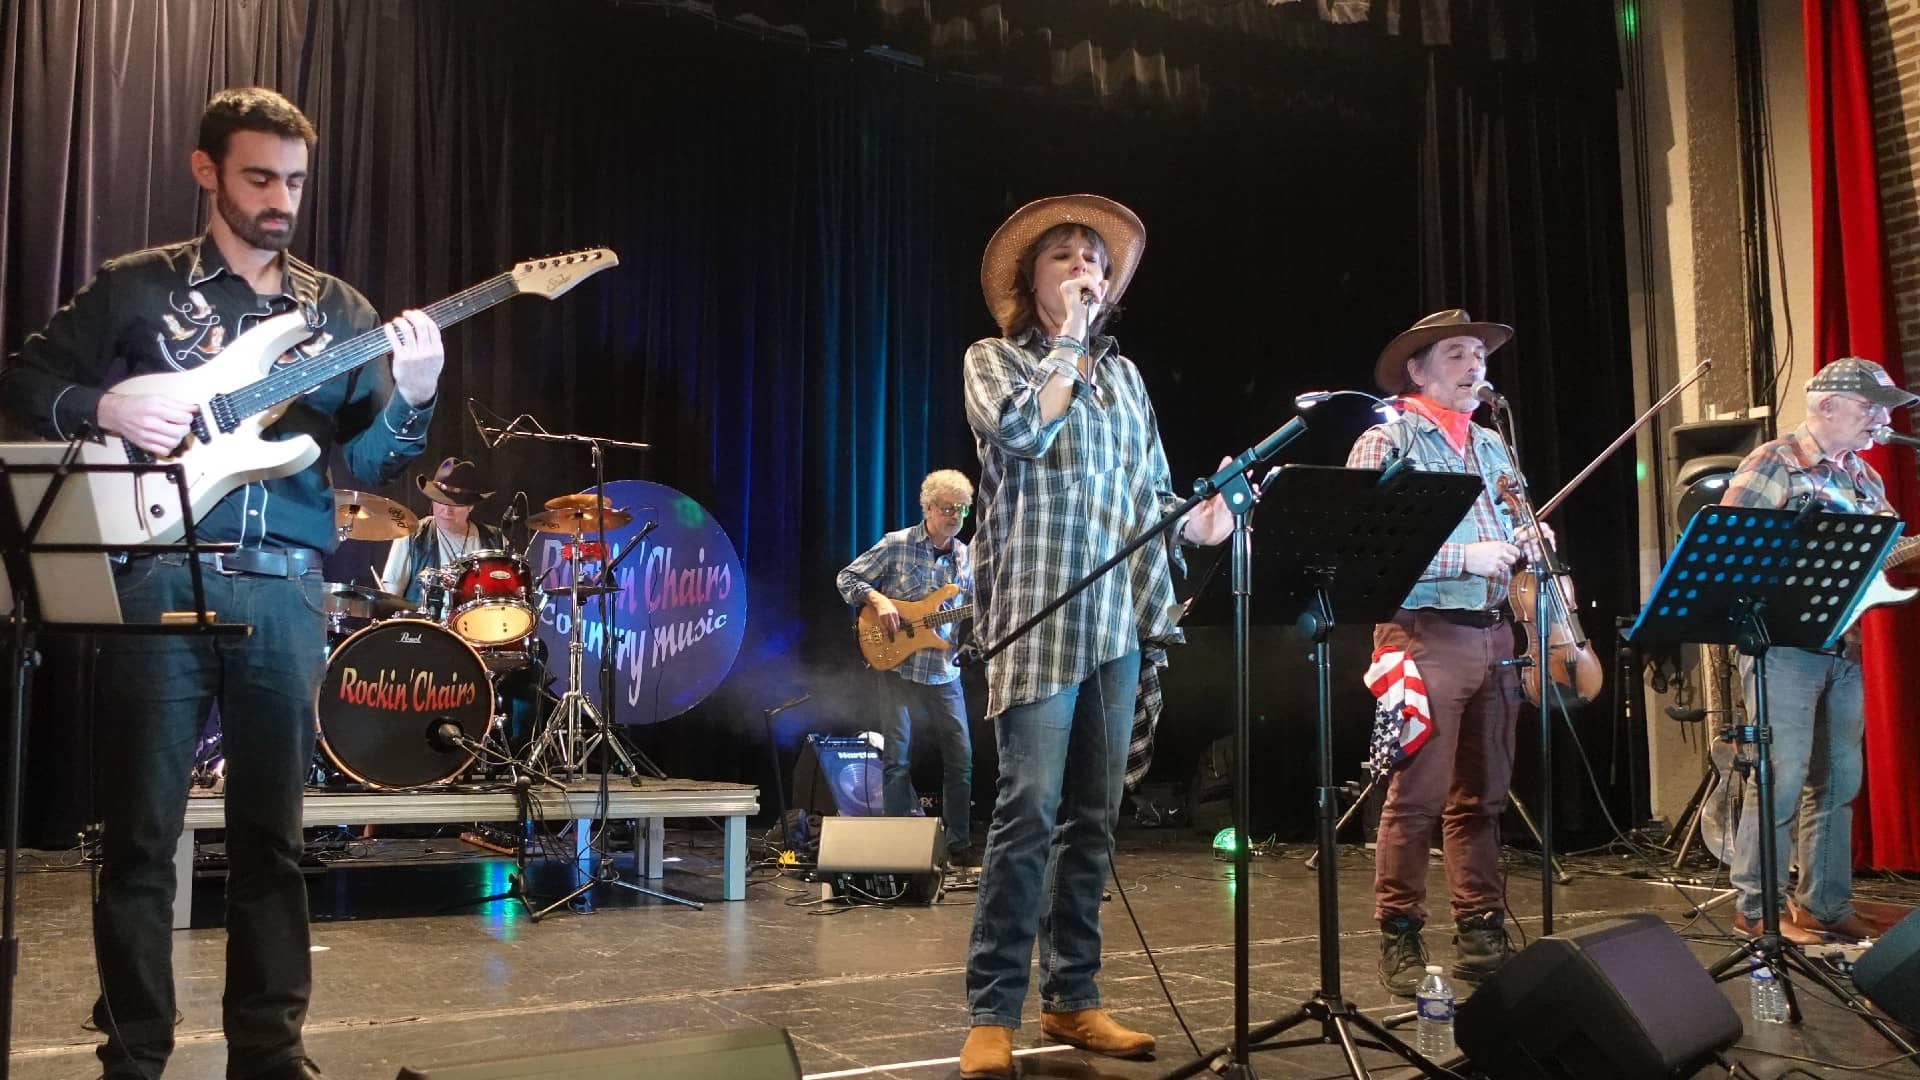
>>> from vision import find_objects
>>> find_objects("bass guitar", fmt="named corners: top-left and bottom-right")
top-left (855, 583), bottom-right (972, 671)
top-left (78, 248), bottom-right (617, 546)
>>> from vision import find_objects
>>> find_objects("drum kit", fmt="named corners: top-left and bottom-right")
top-left (306, 487), bottom-right (634, 790)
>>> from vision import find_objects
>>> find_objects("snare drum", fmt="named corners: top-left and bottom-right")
top-left (446, 549), bottom-right (536, 646)
top-left (316, 620), bottom-right (495, 788)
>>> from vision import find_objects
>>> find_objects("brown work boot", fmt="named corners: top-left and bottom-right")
top-left (1787, 899), bottom-right (1880, 941)
top-left (958, 1024), bottom-right (1014, 1079)
top-left (1733, 909), bottom-right (1823, 946)
top-left (1039, 1008), bottom-right (1156, 1059)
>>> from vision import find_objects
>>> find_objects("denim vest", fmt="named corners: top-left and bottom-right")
top-left (1375, 411), bottom-right (1519, 611)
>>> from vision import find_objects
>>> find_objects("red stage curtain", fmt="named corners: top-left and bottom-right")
top-left (1805, 0), bottom-right (1920, 871)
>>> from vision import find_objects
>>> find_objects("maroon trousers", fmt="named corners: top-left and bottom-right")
top-left (1371, 608), bottom-right (1523, 925)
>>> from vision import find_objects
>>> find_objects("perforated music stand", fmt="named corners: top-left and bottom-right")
top-left (0, 447), bottom-right (247, 1080)
top-left (1163, 464), bottom-right (1480, 1080)
top-left (1626, 504), bottom-right (1914, 1056)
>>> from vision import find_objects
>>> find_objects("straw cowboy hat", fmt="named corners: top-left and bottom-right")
top-left (1374, 309), bottom-right (1514, 394)
top-left (980, 194), bottom-right (1146, 335)
top-left (415, 457), bottom-right (495, 506)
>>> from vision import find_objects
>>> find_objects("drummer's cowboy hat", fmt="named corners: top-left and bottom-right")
top-left (981, 194), bottom-right (1145, 336)
top-left (415, 457), bottom-right (495, 506)
top-left (1373, 309), bottom-right (1515, 395)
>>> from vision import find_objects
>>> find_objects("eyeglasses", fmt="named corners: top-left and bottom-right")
top-left (929, 503), bottom-right (972, 518)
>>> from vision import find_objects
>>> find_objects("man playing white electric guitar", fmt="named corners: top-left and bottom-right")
top-left (1718, 356), bottom-right (1917, 946)
top-left (0, 87), bottom-right (442, 1080)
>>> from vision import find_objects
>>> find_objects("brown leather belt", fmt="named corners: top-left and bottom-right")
top-left (1423, 607), bottom-right (1507, 629)
top-left (197, 546), bottom-right (323, 578)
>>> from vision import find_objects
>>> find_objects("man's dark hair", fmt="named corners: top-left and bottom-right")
top-left (197, 87), bottom-right (317, 163)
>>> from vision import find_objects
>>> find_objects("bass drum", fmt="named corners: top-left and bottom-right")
top-left (316, 619), bottom-right (494, 788)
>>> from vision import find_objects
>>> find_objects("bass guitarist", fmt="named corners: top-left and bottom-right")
top-left (835, 468), bottom-right (978, 867)
top-left (0, 87), bottom-right (441, 1080)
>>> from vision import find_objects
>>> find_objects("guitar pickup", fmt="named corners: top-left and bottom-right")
top-left (190, 412), bottom-right (212, 444)
top-left (123, 440), bottom-right (153, 465)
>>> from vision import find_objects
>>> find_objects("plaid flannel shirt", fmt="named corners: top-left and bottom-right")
top-left (962, 329), bottom-right (1187, 718)
top-left (1720, 425), bottom-right (1892, 516)
top-left (836, 523), bottom-right (972, 685)
top-left (1347, 406), bottom-right (1521, 610)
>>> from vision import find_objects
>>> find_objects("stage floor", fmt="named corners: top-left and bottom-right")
top-left (8, 829), bottom-right (1918, 1079)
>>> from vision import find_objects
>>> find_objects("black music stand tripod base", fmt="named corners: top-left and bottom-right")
top-left (1158, 465), bottom-right (1479, 1080)
top-left (1627, 505), bottom-right (1915, 1057)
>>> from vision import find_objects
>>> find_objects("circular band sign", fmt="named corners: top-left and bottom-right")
top-left (532, 480), bottom-right (746, 725)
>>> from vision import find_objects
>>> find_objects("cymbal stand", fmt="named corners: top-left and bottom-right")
top-left (524, 534), bottom-right (639, 779)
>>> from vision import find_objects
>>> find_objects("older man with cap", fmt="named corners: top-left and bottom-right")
top-left (955, 195), bottom-right (1233, 1078)
top-left (1346, 309), bottom-right (1555, 996)
top-left (380, 457), bottom-right (501, 605)
top-left (1718, 355), bottom-right (1918, 944)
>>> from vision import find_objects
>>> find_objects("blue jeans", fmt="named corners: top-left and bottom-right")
top-left (881, 676), bottom-right (973, 853)
top-left (1733, 647), bottom-right (1864, 923)
top-left (92, 555), bottom-right (328, 1079)
top-left (966, 651), bottom-right (1140, 1028)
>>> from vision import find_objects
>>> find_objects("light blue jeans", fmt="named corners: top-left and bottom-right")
top-left (966, 651), bottom-right (1140, 1028)
top-left (1733, 647), bottom-right (1865, 923)
top-left (881, 675), bottom-right (973, 854)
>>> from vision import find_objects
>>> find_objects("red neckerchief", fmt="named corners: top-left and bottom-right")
top-left (1400, 395), bottom-right (1475, 456)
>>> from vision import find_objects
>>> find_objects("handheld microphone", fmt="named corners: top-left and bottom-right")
top-left (1870, 425), bottom-right (1920, 449)
top-left (1079, 288), bottom-right (1096, 307)
top-left (1471, 380), bottom-right (1507, 410)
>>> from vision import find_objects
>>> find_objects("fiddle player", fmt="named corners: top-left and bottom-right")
top-left (1718, 357), bottom-right (1916, 944)
top-left (1346, 310), bottom-right (1553, 996)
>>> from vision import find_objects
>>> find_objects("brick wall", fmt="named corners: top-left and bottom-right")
top-left (1867, 0), bottom-right (1920, 383)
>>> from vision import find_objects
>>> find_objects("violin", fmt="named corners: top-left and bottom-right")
top-left (1494, 473), bottom-right (1605, 708)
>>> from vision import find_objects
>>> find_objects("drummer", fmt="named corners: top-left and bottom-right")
top-left (380, 456), bottom-right (501, 607)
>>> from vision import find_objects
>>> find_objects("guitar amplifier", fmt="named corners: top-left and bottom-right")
top-left (791, 733), bottom-right (885, 816)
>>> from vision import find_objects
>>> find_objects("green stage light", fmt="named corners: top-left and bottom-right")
top-left (1212, 827), bottom-right (1238, 857)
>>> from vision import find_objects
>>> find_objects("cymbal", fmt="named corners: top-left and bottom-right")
top-left (323, 583), bottom-right (415, 619)
top-left (525, 505), bottom-right (633, 534)
top-left (544, 582), bottom-right (624, 603)
top-left (543, 492), bottom-right (613, 512)
top-left (334, 490), bottom-right (417, 541)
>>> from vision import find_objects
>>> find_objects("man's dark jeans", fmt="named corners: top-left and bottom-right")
top-left (92, 555), bottom-right (327, 1079)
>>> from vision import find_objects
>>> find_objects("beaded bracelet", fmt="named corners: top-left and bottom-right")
top-left (1044, 335), bottom-right (1088, 357)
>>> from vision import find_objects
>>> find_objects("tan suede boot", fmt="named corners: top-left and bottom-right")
top-left (958, 1024), bottom-right (1014, 1079)
top-left (1039, 1008), bottom-right (1156, 1058)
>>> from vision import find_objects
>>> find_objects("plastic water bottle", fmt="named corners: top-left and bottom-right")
top-left (1749, 966), bottom-right (1788, 1024)
top-left (1416, 964), bottom-right (1456, 1057)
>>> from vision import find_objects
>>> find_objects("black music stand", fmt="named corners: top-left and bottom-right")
top-left (1626, 504), bottom-right (1915, 1056)
top-left (1161, 465), bottom-right (1479, 1080)
top-left (0, 448), bottom-right (248, 1080)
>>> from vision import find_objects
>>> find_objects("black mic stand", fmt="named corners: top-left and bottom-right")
top-left (1628, 505), bottom-right (1916, 1057)
top-left (436, 721), bottom-right (571, 921)
top-left (1156, 466), bottom-right (1478, 1080)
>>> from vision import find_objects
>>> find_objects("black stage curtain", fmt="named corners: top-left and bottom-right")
top-left (1, 0), bottom-right (1630, 844)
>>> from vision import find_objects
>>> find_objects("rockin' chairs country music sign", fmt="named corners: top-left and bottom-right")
top-left (532, 480), bottom-right (746, 725)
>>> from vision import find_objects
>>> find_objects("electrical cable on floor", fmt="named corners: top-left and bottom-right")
top-left (1106, 840), bottom-right (1203, 1057)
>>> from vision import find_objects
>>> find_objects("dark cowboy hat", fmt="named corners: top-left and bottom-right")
top-left (1373, 309), bottom-right (1515, 395)
top-left (980, 194), bottom-right (1145, 336)
top-left (414, 457), bottom-right (495, 506)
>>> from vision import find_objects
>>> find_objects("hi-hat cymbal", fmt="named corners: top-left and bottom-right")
top-left (525, 506), bottom-right (633, 534)
top-left (334, 490), bottom-right (417, 541)
top-left (543, 492), bottom-right (613, 512)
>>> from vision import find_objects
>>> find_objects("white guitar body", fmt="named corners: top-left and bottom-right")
top-left (1841, 571), bottom-right (1920, 635)
top-left (83, 311), bottom-right (321, 546)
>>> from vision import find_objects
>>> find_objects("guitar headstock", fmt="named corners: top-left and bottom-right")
top-left (509, 248), bottom-right (619, 299)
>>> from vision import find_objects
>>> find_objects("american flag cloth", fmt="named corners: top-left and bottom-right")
top-left (836, 522), bottom-right (973, 685)
top-left (962, 329), bottom-right (1188, 721)
top-left (1720, 425), bottom-right (1893, 515)
top-left (1363, 645), bottom-right (1432, 780)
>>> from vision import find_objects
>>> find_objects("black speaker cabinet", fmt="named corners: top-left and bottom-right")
top-left (1455, 914), bottom-right (1741, 1079)
top-left (1854, 907), bottom-right (1920, 1030)
top-left (791, 733), bottom-right (885, 815)
top-left (395, 1025), bottom-right (801, 1078)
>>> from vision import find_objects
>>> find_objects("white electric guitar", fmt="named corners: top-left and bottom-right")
top-left (1840, 534), bottom-right (1920, 633)
top-left (75, 248), bottom-right (617, 546)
